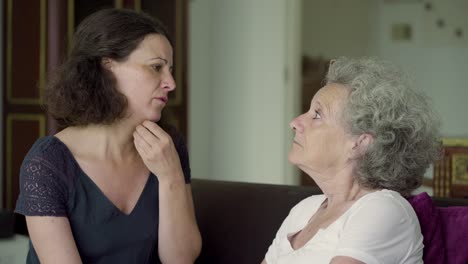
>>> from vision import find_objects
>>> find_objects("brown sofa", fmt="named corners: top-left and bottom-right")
top-left (12, 178), bottom-right (468, 263)
top-left (191, 179), bottom-right (468, 264)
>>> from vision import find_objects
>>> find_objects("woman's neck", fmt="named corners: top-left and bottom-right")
top-left (305, 164), bottom-right (375, 208)
top-left (57, 119), bottom-right (141, 162)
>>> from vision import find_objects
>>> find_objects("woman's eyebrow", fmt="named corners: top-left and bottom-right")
top-left (316, 101), bottom-right (324, 111)
top-left (147, 57), bottom-right (168, 64)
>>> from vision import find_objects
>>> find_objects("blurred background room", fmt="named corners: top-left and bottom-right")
top-left (188, 0), bottom-right (468, 197)
top-left (1, 0), bottom-right (468, 262)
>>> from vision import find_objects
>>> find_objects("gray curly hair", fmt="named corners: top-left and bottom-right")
top-left (326, 57), bottom-right (441, 196)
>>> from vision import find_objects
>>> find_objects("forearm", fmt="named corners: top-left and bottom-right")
top-left (158, 177), bottom-right (202, 263)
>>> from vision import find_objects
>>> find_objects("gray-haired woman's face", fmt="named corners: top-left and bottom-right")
top-left (288, 84), bottom-right (355, 176)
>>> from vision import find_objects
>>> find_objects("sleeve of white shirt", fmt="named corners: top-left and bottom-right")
top-left (264, 195), bottom-right (325, 264)
top-left (334, 194), bottom-right (422, 264)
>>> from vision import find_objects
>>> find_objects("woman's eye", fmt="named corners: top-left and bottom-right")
top-left (313, 111), bottom-right (321, 119)
top-left (151, 65), bottom-right (163, 72)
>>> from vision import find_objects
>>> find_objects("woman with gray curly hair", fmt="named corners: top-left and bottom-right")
top-left (262, 57), bottom-right (440, 264)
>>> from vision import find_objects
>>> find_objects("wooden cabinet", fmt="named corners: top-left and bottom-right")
top-left (434, 139), bottom-right (468, 199)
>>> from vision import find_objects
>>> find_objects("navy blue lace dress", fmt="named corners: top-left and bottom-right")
top-left (15, 129), bottom-right (191, 264)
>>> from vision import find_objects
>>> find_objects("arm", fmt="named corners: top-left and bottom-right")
top-left (134, 121), bottom-right (202, 263)
top-left (15, 144), bottom-right (82, 264)
top-left (330, 257), bottom-right (365, 264)
top-left (26, 216), bottom-right (82, 264)
top-left (158, 182), bottom-right (202, 263)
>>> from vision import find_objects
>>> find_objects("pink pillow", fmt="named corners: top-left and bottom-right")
top-left (407, 192), bottom-right (445, 263)
top-left (438, 206), bottom-right (468, 264)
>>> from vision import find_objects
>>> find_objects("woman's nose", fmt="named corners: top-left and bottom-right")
top-left (162, 72), bottom-right (176, 91)
top-left (289, 116), bottom-right (300, 131)
top-left (289, 120), bottom-right (296, 130)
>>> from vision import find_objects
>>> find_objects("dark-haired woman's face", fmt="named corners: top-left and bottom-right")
top-left (108, 34), bottom-right (175, 123)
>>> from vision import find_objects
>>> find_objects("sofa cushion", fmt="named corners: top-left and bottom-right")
top-left (439, 206), bottom-right (468, 264)
top-left (407, 192), bottom-right (445, 263)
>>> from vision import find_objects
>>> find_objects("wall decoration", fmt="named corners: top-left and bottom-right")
top-left (422, 0), bottom-right (467, 46)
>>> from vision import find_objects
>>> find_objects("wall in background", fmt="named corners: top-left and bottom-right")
top-left (375, 1), bottom-right (468, 194)
top-left (189, 0), bottom-right (467, 186)
top-left (188, 0), bottom-right (213, 181)
top-left (0, 0), bottom-right (4, 207)
top-left (302, 0), bottom-right (468, 138)
top-left (375, 0), bottom-right (468, 138)
top-left (188, 0), bottom-right (301, 185)
top-left (300, 0), bottom-right (468, 193)
top-left (302, 0), bottom-right (379, 59)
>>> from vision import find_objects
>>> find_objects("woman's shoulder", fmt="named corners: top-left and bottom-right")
top-left (335, 190), bottom-right (424, 263)
top-left (16, 136), bottom-right (78, 216)
top-left (362, 190), bottom-right (413, 210)
top-left (350, 190), bottom-right (418, 222)
top-left (293, 194), bottom-right (327, 211)
top-left (288, 195), bottom-right (327, 220)
top-left (25, 136), bottom-right (68, 160)
top-left (22, 135), bottom-right (78, 180)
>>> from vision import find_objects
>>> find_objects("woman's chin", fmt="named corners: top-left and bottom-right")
top-left (150, 116), bottom-right (161, 122)
top-left (288, 152), bottom-right (298, 165)
top-left (147, 112), bottom-right (162, 122)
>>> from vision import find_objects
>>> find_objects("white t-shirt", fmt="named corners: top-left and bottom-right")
top-left (264, 190), bottom-right (423, 264)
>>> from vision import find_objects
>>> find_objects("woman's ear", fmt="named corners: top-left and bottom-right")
top-left (101, 57), bottom-right (114, 71)
top-left (350, 133), bottom-right (374, 160)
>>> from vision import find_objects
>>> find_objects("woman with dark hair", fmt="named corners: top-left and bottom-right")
top-left (262, 57), bottom-right (441, 264)
top-left (15, 8), bottom-right (201, 263)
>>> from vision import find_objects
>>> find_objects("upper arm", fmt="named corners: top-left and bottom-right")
top-left (330, 256), bottom-right (365, 264)
top-left (15, 142), bottom-right (81, 263)
top-left (27, 216), bottom-right (82, 264)
top-left (15, 148), bottom-right (70, 217)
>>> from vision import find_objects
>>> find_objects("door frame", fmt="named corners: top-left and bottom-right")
top-left (283, 0), bottom-right (302, 185)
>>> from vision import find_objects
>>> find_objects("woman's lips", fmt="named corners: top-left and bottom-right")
top-left (155, 96), bottom-right (168, 103)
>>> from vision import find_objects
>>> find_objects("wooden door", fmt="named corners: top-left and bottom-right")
top-left (2, 0), bottom-right (49, 209)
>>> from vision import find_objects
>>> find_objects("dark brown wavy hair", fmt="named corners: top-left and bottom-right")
top-left (45, 8), bottom-right (172, 129)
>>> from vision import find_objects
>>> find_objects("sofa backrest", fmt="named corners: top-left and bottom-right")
top-left (192, 179), bottom-right (468, 264)
top-left (191, 179), bottom-right (322, 264)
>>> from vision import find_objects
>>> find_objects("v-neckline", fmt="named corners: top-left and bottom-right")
top-left (286, 189), bottom-right (386, 252)
top-left (51, 135), bottom-right (153, 216)
top-left (286, 196), bottom-right (328, 251)
top-left (80, 169), bottom-right (152, 217)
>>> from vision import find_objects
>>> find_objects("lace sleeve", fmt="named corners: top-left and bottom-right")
top-left (15, 156), bottom-right (68, 217)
